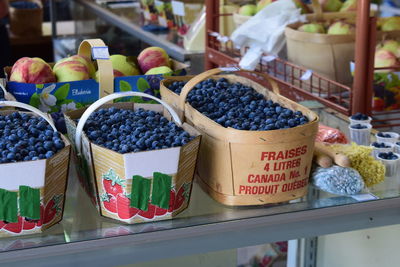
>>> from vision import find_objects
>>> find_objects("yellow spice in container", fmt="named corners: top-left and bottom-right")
top-left (331, 143), bottom-right (385, 187)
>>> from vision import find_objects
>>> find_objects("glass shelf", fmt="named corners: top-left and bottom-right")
top-left (73, 0), bottom-right (203, 62)
top-left (0, 159), bottom-right (399, 254)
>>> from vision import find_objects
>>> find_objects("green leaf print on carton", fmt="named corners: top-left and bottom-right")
top-left (54, 83), bottom-right (70, 101)
top-left (29, 93), bottom-right (40, 108)
top-left (137, 78), bottom-right (150, 92)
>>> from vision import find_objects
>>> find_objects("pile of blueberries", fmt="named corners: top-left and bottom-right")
top-left (377, 132), bottom-right (393, 138)
top-left (0, 112), bottom-right (65, 163)
top-left (371, 142), bottom-right (391, 148)
top-left (10, 1), bottom-right (39, 9)
top-left (350, 112), bottom-right (369, 121)
top-left (350, 124), bottom-right (368, 129)
top-left (378, 152), bottom-right (398, 160)
top-left (168, 78), bottom-right (310, 131)
top-left (50, 112), bottom-right (67, 134)
top-left (82, 107), bottom-right (194, 154)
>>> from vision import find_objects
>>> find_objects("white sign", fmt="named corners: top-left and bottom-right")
top-left (171, 1), bottom-right (185, 16)
top-left (124, 147), bottom-right (180, 179)
top-left (91, 46), bottom-right (110, 60)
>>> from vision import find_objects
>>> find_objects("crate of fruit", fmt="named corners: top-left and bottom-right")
top-left (0, 101), bottom-right (70, 237)
top-left (4, 39), bottom-right (187, 131)
top-left (284, 0), bottom-right (400, 86)
top-left (64, 92), bottom-right (201, 223)
top-left (160, 67), bottom-right (319, 206)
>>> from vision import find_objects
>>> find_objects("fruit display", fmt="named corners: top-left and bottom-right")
top-left (81, 107), bottom-right (195, 153)
top-left (378, 151), bottom-right (398, 160)
top-left (65, 92), bottom-right (201, 224)
top-left (167, 78), bottom-right (309, 131)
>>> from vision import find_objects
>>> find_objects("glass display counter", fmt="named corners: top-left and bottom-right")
top-left (0, 106), bottom-right (399, 266)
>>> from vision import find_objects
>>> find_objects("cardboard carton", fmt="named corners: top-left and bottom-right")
top-left (65, 92), bottom-right (201, 223)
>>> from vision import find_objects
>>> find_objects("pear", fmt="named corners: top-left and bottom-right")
top-left (298, 23), bottom-right (326, 33)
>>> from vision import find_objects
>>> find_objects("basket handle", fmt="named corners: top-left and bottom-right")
top-left (0, 101), bottom-right (57, 131)
top-left (311, 0), bottom-right (323, 21)
top-left (178, 67), bottom-right (281, 111)
top-left (78, 39), bottom-right (114, 98)
top-left (75, 92), bottom-right (182, 155)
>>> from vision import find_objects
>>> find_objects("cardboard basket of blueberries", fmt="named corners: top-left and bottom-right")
top-left (64, 92), bottom-right (201, 224)
top-left (160, 68), bottom-right (319, 206)
top-left (0, 101), bottom-right (70, 237)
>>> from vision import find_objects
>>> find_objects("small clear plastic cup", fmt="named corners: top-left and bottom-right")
top-left (377, 152), bottom-right (400, 177)
top-left (349, 116), bottom-right (372, 126)
top-left (375, 132), bottom-right (399, 144)
top-left (370, 142), bottom-right (395, 158)
top-left (348, 124), bottom-right (372, 146)
top-left (395, 142), bottom-right (400, 154)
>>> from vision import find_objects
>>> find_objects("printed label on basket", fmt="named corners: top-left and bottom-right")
top-left (171, 1), bottom-right (185, 16)
top-left (351, 193), bottom-right (379, 202)
top-left (231, 140), bottom-right (314, 196)
top-left (91, 47), bottom-right (110, 60)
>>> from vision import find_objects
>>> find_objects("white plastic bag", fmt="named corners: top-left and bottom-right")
top-left (230, 0), bottom-right (305, 70)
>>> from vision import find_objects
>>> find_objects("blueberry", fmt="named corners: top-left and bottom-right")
top-left (350, 124), bottom-right (367, 129)
top-left (45, 151), bottom-right (54, 159)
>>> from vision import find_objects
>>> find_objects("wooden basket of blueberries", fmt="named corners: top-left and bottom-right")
top-left (0, 101), bottom-right (70, 237)
top-left (160, 67), bottom-right (319, 206)
top-left (64, 92), bottom-right (201, 224)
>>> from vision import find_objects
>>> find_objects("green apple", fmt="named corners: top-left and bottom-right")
top-left (374, 49), bottom-right (398, 70)
top-left (110, 54), bottom-right (140, 77)
top-left (298, 23), bottom-right (325, 33)
top-left (379, 40), bottom-right (400, 57)
top-left (145, 66), bottom-right (173, 75)
top-left (327, 21), bottom-right (355, 34)
top-left (319, 0), bottom-right (343, 12)
top-left (238, 4), bottom-right (257, 16)
top-left (381, 17), bottom-right (400, 31)
top-left (340, 0), bottom-right (357, 12)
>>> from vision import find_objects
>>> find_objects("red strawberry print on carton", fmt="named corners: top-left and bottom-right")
top-left (43, 195), bottom-right (63, 225)
top-left (138, 203), bottom-right (156, 220)
top-left (102, 169), bottom-right (125, 197)
top-left (116, 193), bottom-right (139, 220)
top-left (174, 183), bottom-right (191, 211)
top-left (3, 216), bottom-right (23, 234)
top-left (101, 193), bottom-right (117, 213)
top-left (156, 189), bottom-right (176, 216)
top-left (22, 218), bottom-right (36, 230)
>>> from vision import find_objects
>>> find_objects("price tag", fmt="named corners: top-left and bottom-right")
top-left (171, 1), bottom-right (185, 16)
top-left (351, 193), bottom-right (379, 202)
top-left (91, 46), bottom-right (110, 60)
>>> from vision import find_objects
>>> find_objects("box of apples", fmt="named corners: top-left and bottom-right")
top-left (285, 0), bottom-right (400, 86)
top-left (4, 39), bottom-right (187, 132)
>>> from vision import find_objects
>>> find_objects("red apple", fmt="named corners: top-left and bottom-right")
top-left (137, 47), bottom-right (170, 74)
top-left (10, 57), bottom-right (56, 84)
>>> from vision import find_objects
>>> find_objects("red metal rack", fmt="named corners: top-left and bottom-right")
top-left (204, 0), bottom-right (400, 128)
